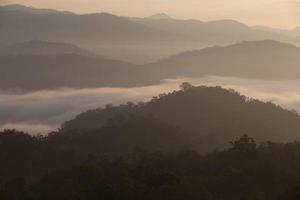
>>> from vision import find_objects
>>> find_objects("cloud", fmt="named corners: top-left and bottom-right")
top-left (0, 123), bottom-right (57, 135)
top-left (1, 76), bottom-right (300, 134)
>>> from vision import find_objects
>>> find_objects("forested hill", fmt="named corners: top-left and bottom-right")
top-left (62, 84), bottom-right (300, 151)
top-left (2, 85), bottom-right (300, 198)
top-left (3, 134), bottom-right (300, 199)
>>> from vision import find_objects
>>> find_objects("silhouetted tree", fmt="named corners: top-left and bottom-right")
top-left (179, 82), bottom-right (193, 91)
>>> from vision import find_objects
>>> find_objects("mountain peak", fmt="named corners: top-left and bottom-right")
top-left (147, 13), bottom-right (172, 19)
top-left (0, 4), bottom-right (73, 14)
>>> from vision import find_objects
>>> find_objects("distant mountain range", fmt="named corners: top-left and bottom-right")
top-left (131, 18), bottom-right (289, 43)
top-left (147, 13), bottom-right (172, 19)
top-left (0, 4), bottom-right (293, 45)
top-left (0, 40), bottom-right (300, 92)
top-left (0, 4), bottom-right (73, 14)
top-left (253, 25), bottom-right (300, 37)
top-left (145, 40), bottom-right (300, 80)
top-left (0, 54), bottom-right (143, 92)
top-left (0, 40), bottom-right (94, 57)
top-left (0, 5), bottom-right (173, 45)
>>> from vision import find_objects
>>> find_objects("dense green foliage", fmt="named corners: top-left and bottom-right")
top-left (2, 135), bottom-right (300, 199)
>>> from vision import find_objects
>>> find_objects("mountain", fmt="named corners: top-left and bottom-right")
top-left (0, 5), bottom-right (173, 45)
top-left (0, 116), bottom-right (196, 182)
top-left (3, 129), bottom-right (300, 200)
top-left (252, 25), bottom-right (300, 38)
top-left (1, 40), bottom-right (300, 92)
top-left (147, 13), bottom-right (172, 19)
top-left (0, 54), bottom-right (148, 92)
top-left (0, 4), bottom-right (290, 45)
top-left (144, 40), bottom-right (300, 80)
top-left (0, 4), bottom-right (72, 14)
top-left (0, 40), bottom-right (94, 57)
top-left (2, 86), bottom-right (300, 182)
top-left (291, 27), bottom-right (300, 36)
top-left (252, 25), bottom-right (291, 36)
top-left (1, 4), bottom-right (292, 64)
top-left (131, 17), bottom-right (289, 42)
top-left (61, 85), bottom-right (300, 151)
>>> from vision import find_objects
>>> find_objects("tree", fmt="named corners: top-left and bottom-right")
top-left (180, 82), bottom-right (193, 91)
top-left (230, 134), bottom-right (256, 155)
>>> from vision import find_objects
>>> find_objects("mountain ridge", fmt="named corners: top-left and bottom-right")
top-left (0, 40), bottom-right (300, 92)
top-left (61, 85), bottom-right (300, 152)
top-left (145, 40), bottom-right (300, 80)
top-left (0, 40), bottom-right (95, 57)
top-left (0, 4), bottom-right (291, 45)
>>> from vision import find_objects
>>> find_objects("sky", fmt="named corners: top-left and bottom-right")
top-left (1, 0), bottom-right (299, 29)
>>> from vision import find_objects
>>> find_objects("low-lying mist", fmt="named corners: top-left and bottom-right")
top-left (1, 76), bottom-right (300, 134)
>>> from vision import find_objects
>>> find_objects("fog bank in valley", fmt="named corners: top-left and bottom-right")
top-left (1, 76), bottom-right (300, 134)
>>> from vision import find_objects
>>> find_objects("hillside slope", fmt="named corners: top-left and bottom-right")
top-left (0, 5), bottom-right (172, 44)
top-left (0, 40), bottom-right (94, 57)
top-left (145, 40), bottom-right (300, 80)
top-left (0, 54), bottom-right (146, 92)
top-left (62, 85), bottom-right (300, 151)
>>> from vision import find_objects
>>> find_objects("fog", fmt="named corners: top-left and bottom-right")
top-left (1, 76), bottom-right (300, 134)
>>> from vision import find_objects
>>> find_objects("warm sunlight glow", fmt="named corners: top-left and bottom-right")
top-left (2, 0), bottom-right (299, 28)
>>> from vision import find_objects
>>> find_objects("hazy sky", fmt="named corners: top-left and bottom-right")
top-left (1, 0), bottom-right (299, 29)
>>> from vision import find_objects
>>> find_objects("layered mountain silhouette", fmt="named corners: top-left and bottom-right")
top-left (1, 4), bottom-right (295, 64)
top-left (132, 18), bottom-right (288, 42)
top-left (145, 40), bottom-right (300, 80)
top-left (0, 4), bottom-right (72, 14)
top-left (0, 40), bottom-right (300, 92)
top-left (0, 40), bottom-right (94, 57)
top-left (0, 5), bottom-right (172, 45)
top-left (61, 85), bottom-right (300, 151)
top-left (0, 4), bottom-right (291, 45)
top-left (0, 54), bottom-right (144, 92)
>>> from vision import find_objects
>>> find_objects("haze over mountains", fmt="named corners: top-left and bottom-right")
top-left (253, 25), bottom-right (300, 37)
top-left (2, 2), bottom-right (300, 199)
top-left (0, 40), bottom-right (94, 57)
top-left (0, 39), bottom-right (300, 92)
top-left (1, 4), bottom-right (298, 63)
top-left (0, 4), bottom-right (300, 137)
top-left (0, 54), bottom-right (140, 92)
top-left (0, 4), bottom-right (293, 45)
top-left (0, 4), bottom-right (173, 44)
top-left (145, 40), bottom-right (300, 80)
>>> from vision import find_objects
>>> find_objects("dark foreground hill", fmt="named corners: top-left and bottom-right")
top-left (1, 86), bottom-right (300, 199)
top-left (0, 116), bottom-right (197, 182)
top-left (62, 85), bottom-right (300, 150)
top-left (2, 133), bottom-right (300, 200)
